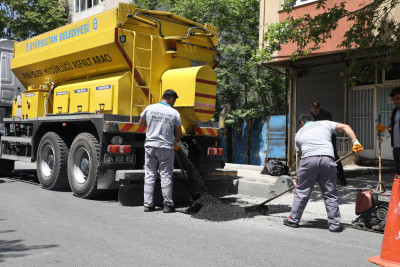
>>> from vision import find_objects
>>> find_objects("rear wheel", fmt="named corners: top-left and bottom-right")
top-left (37, 132), bottom-right (69, 190)
top-left (68, 133), bottom-right (100, 198)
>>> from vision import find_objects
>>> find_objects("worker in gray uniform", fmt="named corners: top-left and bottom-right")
top-left (139, 89), bottom-right (182, 213)
top-left (284, 113), bottom-right (363, 232)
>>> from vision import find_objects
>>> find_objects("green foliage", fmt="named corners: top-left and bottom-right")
top-left (259, 0), bottom-right (400, 85)
top-left (225, 108), bottom-right (257, 130)
top-left (0, 0), bottom-right (69, 41)
top-left (135, 0), bottom-right (287, 125)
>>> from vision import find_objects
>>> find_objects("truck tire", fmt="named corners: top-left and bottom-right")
top-left (67, 133), bottom-right (100, 199)
top-left (0, 159), bottom-right (14, 176)
top-left (37, 132), bottom-right (70, 190)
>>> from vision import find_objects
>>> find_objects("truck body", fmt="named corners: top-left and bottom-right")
top-left (1, 3), bottom-right (232, 199)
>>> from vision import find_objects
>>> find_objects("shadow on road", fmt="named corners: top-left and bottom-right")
top-left (0, 219), bottom-right (58, 263)
top-left (0, 238), bottom-right (58, 263)
top-left (0, 230), bottom-right (16, 234)
top-left (90, 190), bottom-right (119, 202)
top-left (300, 218), bottom-right (356, 231)
top-left (263, 204), bottom-right (292, 214)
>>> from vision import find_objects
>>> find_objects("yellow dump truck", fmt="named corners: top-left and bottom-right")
top-left (1, 3), bottom-right (234, 199)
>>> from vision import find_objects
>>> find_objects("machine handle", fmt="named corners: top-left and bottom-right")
top-left (128, 13), bottom-right (157, 27)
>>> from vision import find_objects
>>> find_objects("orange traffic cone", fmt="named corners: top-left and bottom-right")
top-left (368, 175), bottom-right (400, 266)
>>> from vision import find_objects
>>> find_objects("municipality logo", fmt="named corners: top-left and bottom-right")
top-left (93, 18), bottom-right (97, 31)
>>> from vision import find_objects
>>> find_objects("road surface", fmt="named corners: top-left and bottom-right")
top-left (0, 163), bottom-right (385, 266)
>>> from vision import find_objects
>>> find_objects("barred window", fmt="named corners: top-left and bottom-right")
top-left (75, 0), bottom-right (104, 13)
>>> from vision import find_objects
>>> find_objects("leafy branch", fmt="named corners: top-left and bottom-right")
top-left (259, 0), bottom-right (400, 85)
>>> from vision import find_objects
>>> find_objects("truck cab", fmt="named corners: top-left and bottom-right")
top-left (0, 40), bottom-right (25, 133)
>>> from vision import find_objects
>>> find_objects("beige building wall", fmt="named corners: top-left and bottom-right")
top-left (388, 2), bottom-right (400, 22)
top-left (258, 0), bottom-right (281, 53)
top-left (105, 0), bottom-right (130, 10)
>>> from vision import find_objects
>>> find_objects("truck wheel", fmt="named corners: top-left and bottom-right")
top-left (68, 133), bottom-right (100, 199)
top-left (37, 132), bottom-right (69, 190)
top-left (0, 159), bottom-right (14, 176)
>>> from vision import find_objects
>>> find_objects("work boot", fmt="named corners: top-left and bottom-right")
top-left (329, 225), bottom-right (344, 233)
top-left (144, 206), bottom-right (155, 212)
top-left (163, 205), bottom-right (175, 213)
top-left (283, 218), bottom-right (299, 228)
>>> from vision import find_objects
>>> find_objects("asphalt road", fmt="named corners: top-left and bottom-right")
top-left (0, 164), bottom-right (384, 266)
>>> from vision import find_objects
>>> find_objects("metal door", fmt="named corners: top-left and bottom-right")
top-left (377, 86), bottom-right (397, 160)
top-left (351, 86), bottom-right (375, 157)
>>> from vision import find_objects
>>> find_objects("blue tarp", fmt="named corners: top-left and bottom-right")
top-left (249, 119), bottom-right (268, 165)
top-left (266, 115), bottom-right (287, 159)
top-left (221, 116), bottom-right (287, 166)
top-left (232, 120), bottom-right (249, 164)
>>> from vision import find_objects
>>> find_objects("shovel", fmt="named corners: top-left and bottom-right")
top-left (377, 117), bottom-right (384, 192)
top-left (174, 150), bottom-right (201, 202)
top-left (244, 151), bottom-right (354, 212)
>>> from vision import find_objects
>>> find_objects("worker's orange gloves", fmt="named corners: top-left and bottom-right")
top-left (376, 123), bottom-right (388, 133)
top-left (351, 139), bottom-right (364, 154)
top-left (174, 141), bottom-right (181, 151)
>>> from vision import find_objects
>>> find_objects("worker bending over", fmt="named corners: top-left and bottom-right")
top-left (284, 113), bottom-right (363, 232)
top-left (139, 89), bottom-right (182, 213)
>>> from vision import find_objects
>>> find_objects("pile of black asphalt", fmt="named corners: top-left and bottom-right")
top-left (186, 193), bottom-right (259, 222)
top-left (179, 155), bottom-right (262, 222)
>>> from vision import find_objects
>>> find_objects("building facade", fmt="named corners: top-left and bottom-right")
top-left (69, 0), bottom-right (130, 22)
top-left (259, 0), bottom-right (400, 162)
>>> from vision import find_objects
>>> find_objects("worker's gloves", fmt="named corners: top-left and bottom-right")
top-left (351, 139), bottom-right (364, 154)
top-left (376, 123), bottom-right (387, 133)
top-left (174, 141), bottom-right (182, 151)
top-left (174, 141), bottom-right (189, 157)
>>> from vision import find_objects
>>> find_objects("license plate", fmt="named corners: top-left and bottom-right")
top-left (105, 154), bottom-right (135, 164)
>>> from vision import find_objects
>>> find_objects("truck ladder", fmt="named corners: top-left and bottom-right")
top-left (129, 32), bottom-right (154, 123)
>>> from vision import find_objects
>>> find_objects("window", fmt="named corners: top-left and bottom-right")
top-left (292, 0), bottom-right (318, 7)
top-left (75, 0), bottom-right (80, 12)
top-left (75, 0), bottom-right (104, 13)
top-left (385, 62), bottom-right (400, 81)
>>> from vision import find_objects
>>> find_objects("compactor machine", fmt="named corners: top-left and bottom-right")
top-left (1, 3), bottom-right (234, 199)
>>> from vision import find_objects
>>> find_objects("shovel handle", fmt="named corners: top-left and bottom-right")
top-left (336, 151), bottom-right (354, 163)
top-left (261, 185), bottom-right (296, 206)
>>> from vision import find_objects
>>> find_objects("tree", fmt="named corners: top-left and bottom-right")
top-left (135, 0), bottom-right (287, 124)
top-left (0, 0), bottom-right (69, 41)
top-left (258, 0), bottom-right (400, 85)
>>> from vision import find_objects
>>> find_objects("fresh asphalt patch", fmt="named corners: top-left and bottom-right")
top-left (174, 193), bottom-right (292, 222)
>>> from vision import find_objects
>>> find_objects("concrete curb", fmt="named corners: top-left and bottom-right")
top-left (225, 163), bottom-right (396, 199)
top-left (224, 163), bottom-right (264, 172)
